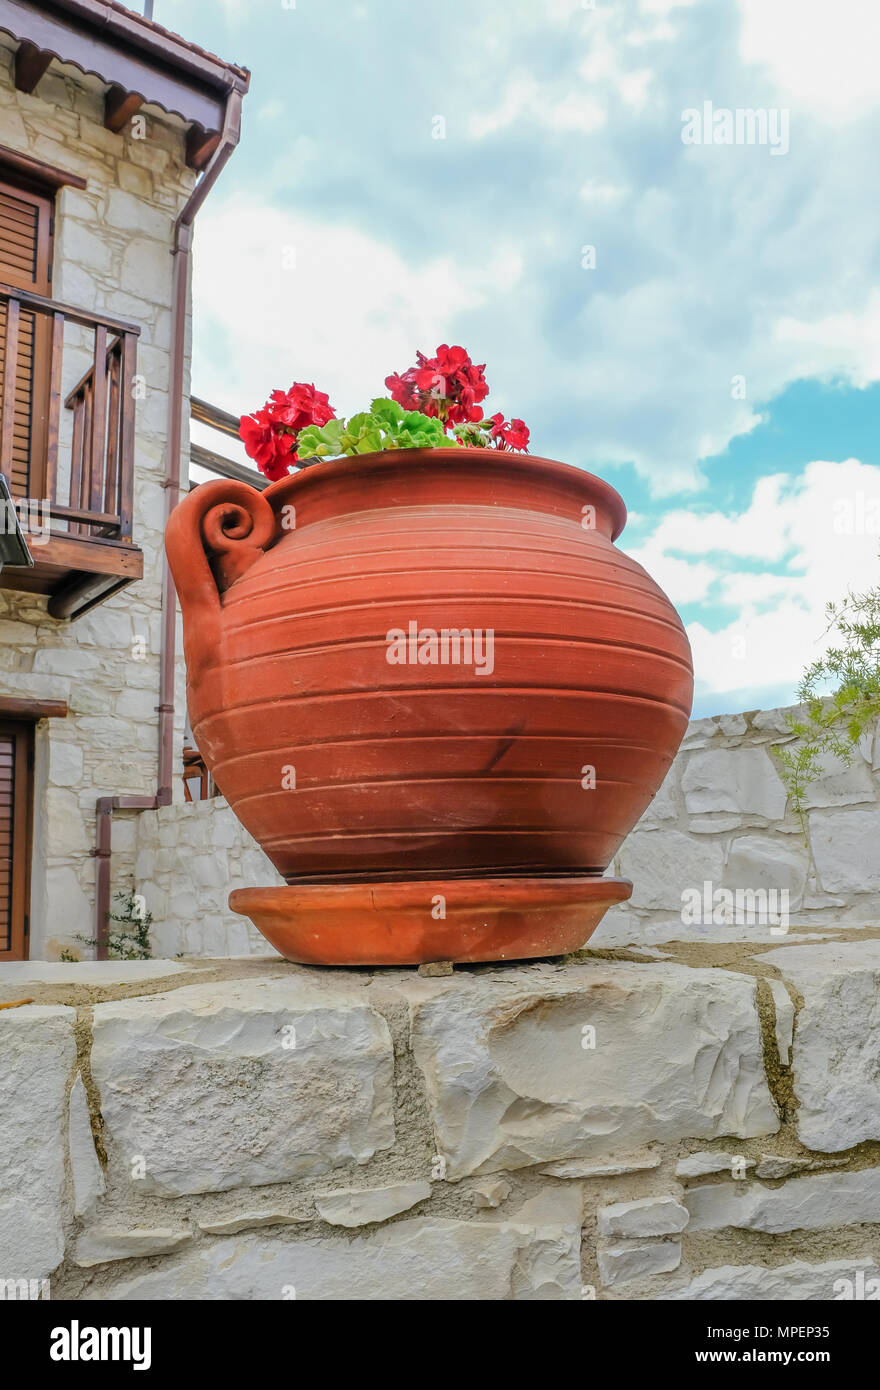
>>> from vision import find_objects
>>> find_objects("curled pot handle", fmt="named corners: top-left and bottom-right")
top-left (164, 479), bottom-right (276, 679)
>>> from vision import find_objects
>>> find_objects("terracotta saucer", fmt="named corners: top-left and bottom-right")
top-left (228, 875), bottom-right (632, 966)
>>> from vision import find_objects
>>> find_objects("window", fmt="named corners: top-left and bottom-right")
top-left (0, 720), bottom-right (33, 961)
top-left (0, 173), bottom-right (54, 500)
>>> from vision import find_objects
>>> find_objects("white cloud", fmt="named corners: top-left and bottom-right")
top-left (640, 475), bottom-right (797, 562)
top-left (639, 0), bottom-right (697, 12)
top-left (774, 292), bottom-right (880, 390)
top-left (578, 180), bottom-right (628, 203)
top-left (192, 196), bottom-right (521, 415)
top-left (624, 544), bottom-right (718, 603)
top-left (468, 77), bottom-right (605, 139)
top-left (255, 100), bottom-right (283, 123)
top-left (619, 68), bottom-right (653, 109)
top-left (623, 459), bottom-right (880, 706)
top-left (739, 0), bottom-right (880, 120)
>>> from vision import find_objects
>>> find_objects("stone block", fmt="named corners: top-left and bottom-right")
top-left (472, 1178), bottom-right (511, 1208)
top-left (637, 771), bottom-right (679, 826)
top-left (541, 1151), bottom-right (661, 1178)
top-left (103, 188), bottom-right (172, 241)
top-left (90, 978), bottom-right (396, 1194)
top-left (44, 867), bottom-right (93, 942)
top-left (93, 1205), bottom-right (583, 1300)
top-left (48, 740), bottom-right (83, 787)
top-left (69, 1074), bottom-right (105, 1218)
top-left (763, 940), bottom-right (880, 1149)
top-left (809, 808), bottom-right (880, 893)
top-left (597, 1195), bottom-right (688, 1238)
top-left (314, 1181), bottom-right (432, 1228)
top-left (675, 1152), bottom-right (754, 1178)
top-left (618, 830), bottom-right (725, 911)
top-left (46, 787), bottom-right (90, 854)
top-left (597, 1239), bottom-right (681, 1286)
top-left (75, 1228), bottom-right (191, 1267)
top-left (723, 836), bottom-right (808, 909)
top-left (754, 1156), bottom-right (812, 1180)
top-left (121, 237), bottom-right (174, 304)
top-left (768, 979), bottom-right (794, 1066)
top-left (406, 961), bottom-right (778, 1179)
top-left (197, 1211), bottom-right (307, 1235)
top-left (679, 717), bottom-right (718, 750)
top-left (798, 746), bottom-right (876, 809)
top-left (0, 1006), bottom-right (76, 1279)
top-left (681, 748), bottom-right (787, 819)
top-left (717, 714), bottom-right (748, 737)
top-left (0, 960), bottom-right (195, 987)
top-left (662, 1258), bottom-right (878, 1300)
top-left (685, 1166), bottom-right (880, 1233)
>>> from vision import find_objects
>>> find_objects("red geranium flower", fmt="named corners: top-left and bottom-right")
top-left (268, 383), bottom-right (335, 433)
top-left (238, 408), bottom-right (296, 477)
top-left (240, 381), bottom-right (336, 478)
top-left (504, 418), bottom-right (530, 450)
top-left (488, 413), bottom-right (530, 451)
top-left (385, 371), bottom-right (421, 412)
top-left (386, 345), bottom-right (488, 428)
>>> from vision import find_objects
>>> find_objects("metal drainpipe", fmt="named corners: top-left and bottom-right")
top-left (93, 90), bottom-right (243, 958)
top-left (157, 87), bottom-right (244, 806)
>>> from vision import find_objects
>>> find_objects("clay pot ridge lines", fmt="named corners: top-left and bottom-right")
top-left (220, 545), bottom-right (661, 609)
top-left (215, 629), bottom-right (693, 671)
top-left (206, 732), bottom-right (673, 772)
top-left (228, 769), bottom-right (657, 810)
top-left (221, 593), bottom-right (687, 645)
top-left (190, 679), bottom-right (694, 725)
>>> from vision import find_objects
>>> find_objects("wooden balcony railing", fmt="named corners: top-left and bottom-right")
top-left (0, 282), bottom-right (139, 541)
top-left (189, 394), bottom-right (269, 490)
top-left (182, 743), bottom-right (214, 802)
top-left (0, 283), bottom-right (143, 617)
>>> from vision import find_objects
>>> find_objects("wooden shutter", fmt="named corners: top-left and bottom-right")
top-left (0, 721), bottom-right (33, 961)
top-left (0, 178), bottom-right (53, 499)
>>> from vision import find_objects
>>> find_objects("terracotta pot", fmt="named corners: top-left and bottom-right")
top-left (165, 448), bottom-right (693, 963)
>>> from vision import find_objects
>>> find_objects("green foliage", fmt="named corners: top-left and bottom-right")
top-left (76, 890), bottom-right (153, 961)
top-left (774, 586), bottom-right (880, 830)
top-left (297, 399), bottom-right (456, 460)
top-left (452, 420), bottom-right (493, 448)
top-left (294, 416), bottom-right (345, 459)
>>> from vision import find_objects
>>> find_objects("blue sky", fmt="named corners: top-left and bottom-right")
top-left (167, 0), bottom-right (880, 717)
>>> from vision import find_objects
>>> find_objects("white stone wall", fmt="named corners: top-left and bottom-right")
top-left (133, 704), bottom-right (880, 958)
top-left (604, 705), bottom-right (880, 947)
top-left (0, 39), bottom-right (193, 958)
top-left (135, 799), bottom-right (277, 959)
top-left (3, 939), bottom-right (880, 1301)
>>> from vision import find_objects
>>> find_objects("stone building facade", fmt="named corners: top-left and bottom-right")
top-left (0, 6), bottom-right (247, 961)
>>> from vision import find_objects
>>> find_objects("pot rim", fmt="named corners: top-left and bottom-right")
top-left (261, 447), bottom-right (628, 542)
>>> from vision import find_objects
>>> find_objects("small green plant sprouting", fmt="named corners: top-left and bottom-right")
top-left (76, 890), bottom-right (154, 961)
top-left (59, 947), bottom-right (78, 963)
top-left (774, 585), bottom-right (880, 830)
top-left (296, 398), bottom-right (451, 460)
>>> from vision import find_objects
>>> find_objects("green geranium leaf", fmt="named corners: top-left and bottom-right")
top-left (355, 427), bottom-right (383, 453)
top-left (296, 419), bottom-right (344, 458)
top-left (370, 397), bottom-right (404, 427)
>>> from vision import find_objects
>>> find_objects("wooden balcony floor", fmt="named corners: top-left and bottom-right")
top-left (1, 530), bottom-right (143, 619)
